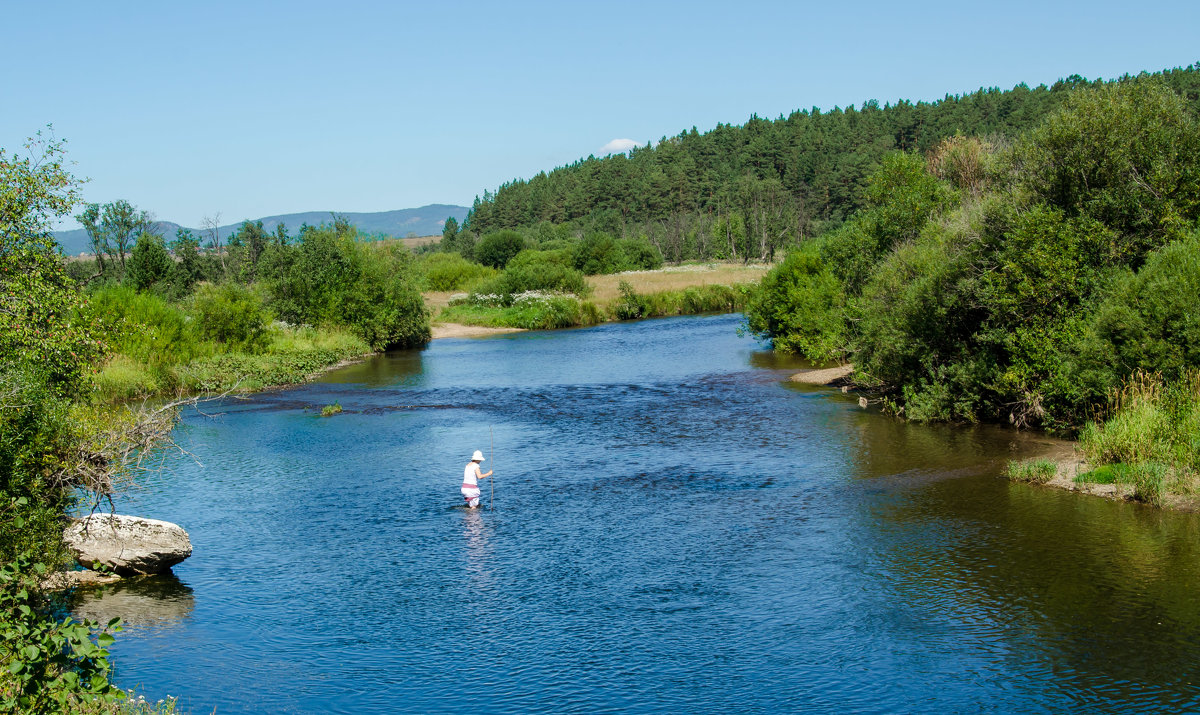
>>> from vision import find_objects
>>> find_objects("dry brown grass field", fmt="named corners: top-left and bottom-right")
top-left (586, 263), bottom-right (770, 302)
top-left (423, 261), bottom-right (772, 323)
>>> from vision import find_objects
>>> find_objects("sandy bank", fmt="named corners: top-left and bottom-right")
top-left (790, 364), bottom-right (854, 385)
top-left (1027, 442), bottom-right (1200, 511)
top-left (432, 323), bottom-right (525, 339)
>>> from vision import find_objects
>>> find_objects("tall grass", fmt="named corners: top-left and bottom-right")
top-left (1077, 370), bottom-right (1200, 504)
top-left (1006, 458), bottom-right (1057, 484)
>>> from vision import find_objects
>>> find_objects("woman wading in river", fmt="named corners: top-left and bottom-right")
top-left (461, 450), bottom-right (492, 508)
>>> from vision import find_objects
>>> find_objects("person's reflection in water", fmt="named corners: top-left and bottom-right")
top-left (461, 508), bottom-right (494, 586)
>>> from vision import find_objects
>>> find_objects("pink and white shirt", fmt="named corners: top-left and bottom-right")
top-left (462, 462), bottom-right (482, 496)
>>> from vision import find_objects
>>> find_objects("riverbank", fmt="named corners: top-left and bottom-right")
top-left (431, 262), bottom-right (766, 330)
top-left (796, 364), bottom-right (1200, 512)
top-left (1009, 446), bottom-right (1200, 512)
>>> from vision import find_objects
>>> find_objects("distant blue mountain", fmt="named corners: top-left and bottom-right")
top-left (53, 203), bottom-right (469, 256)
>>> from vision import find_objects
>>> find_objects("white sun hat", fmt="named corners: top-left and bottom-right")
top-left (471, 450), bottom-right (485, 461)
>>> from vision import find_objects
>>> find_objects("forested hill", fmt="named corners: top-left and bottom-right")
top-left (54, 203), bottom-right (468, 255)
top-left (463, 65), bottom-right (1200, 259)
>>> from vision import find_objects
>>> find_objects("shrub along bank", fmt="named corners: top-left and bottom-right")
top-left (739, 79), bottom-right (1200, 505)
top-left (746, 80), bottom-right (1200, 433)
top-left (71, 219), bottom-right (431, 403)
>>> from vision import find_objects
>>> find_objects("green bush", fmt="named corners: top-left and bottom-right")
top-left (819, 151), bottom-right (953, 294)
top-left (1076, 370), bottom-right (1200, 502)
top-left (340, 244), bottom-right (430, 350)
top-left (612, 280), bottom-right (647, 320)
top-left (1079, 231), bottom-right (1200, 393)
top-left (418, 252), bottom-right (497, 291)
top-left (126, 233), bottom-right (172, 291)
top-left (85, 285), bottom-right (210, 370)
top-left (269, 227), bottom-right (430, 350)
top-left (615, 237), bottom-right (663, 271)
top-left (572, 233), bottom-right (661, 275)
top-left (2, 240), bottom-right (104, 396)
top-left (745, 246), bottom-right (846, 360)
top-left (1078, 370), bottom-right (1200, 472)
top-left (0, 371), bottom-right (76, 564)
top-left (91, 355), bottom-right (161, 402)
top-left (1017, 80), bottom-right (1200, 257)
top-left (441, 294), bottom-right (603, 330)
top-left (474, 249), bottom-right (590, 300)
top-left (474, 230), bottom-right (526, 269)
top-left (0, 558), bottom-right (125, 713)
top-left (192, 283), bottom-right (271, 353)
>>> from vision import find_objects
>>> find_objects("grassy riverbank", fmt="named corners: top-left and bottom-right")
top-left (1008, 370), bottom-right (1200, 508)
top-left (432, 263), bottom-right (765, 330)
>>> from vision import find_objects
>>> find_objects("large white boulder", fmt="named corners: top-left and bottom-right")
top-left (63, 514), bottom-right (192, 576)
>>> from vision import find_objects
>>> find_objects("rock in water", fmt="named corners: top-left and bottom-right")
top-left (64, 514), bottom-right (192, 575)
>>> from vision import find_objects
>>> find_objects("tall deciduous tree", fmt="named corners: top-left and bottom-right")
top-left (1, 130), bottom-right (102, 391)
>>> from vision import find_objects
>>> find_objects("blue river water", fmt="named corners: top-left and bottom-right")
top-left (82, 314), bottom-right (1200, 714)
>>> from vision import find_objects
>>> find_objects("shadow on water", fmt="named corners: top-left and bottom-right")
top-left (317, 349), bottom-right (426, 388)
top-left (837, 412), bottom-right (1200, 712)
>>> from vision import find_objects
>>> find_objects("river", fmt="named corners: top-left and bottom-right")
top-left (81, 314), bottom-right (1200, 714)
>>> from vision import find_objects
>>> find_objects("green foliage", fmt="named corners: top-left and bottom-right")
top-left (441, 294), bottom-right (603, 330)
top-left (341, 243), bottom-right (431, 350)
top-left (1076, 370), bottom-right (1200, 504)
top-left (0, 372), bottom-right (77, 564)
top-left (460, 67), bottom-right (1200, 261)
top-left (269, 225), bottom-right (430, 350)
top-left (1079, 371), bottom-right (1200, 473)
top-left (618, 236), bottom-right (664, 271)
top-left (927, 135), bottom-right (999, 196)
top-left (168, 228), bottom-right (217, 295)
top-left (636, 283), bottom-right (751, 318)
top-left (1017, 80), bottom-right (1200, 258)
top-left (0, 557), bottom-right (124, 713)
top-left (745, 246), bottom-right (845, 360)
top-left (473, 230), bottom-right (526, 269)
top-left (441, 216), bottom-right (459, 244)
top-left (226, 220), bottom-right (271, 281)
top-left (320, 402), bottom-right (342, 417)
top-left (572, 233), bottom-right (663, 275)
top-left (417, 252), bottom-right (497, 291)
top-left (126, 232), bottom-right (172, 291)
top-left (182, 326), bottom-right (369, 393)
top-left (820, 151), bottom-right (953, 294)
top-left (570, 233), bottom-right (617, 274)
top-left (83, 286), bottom-right (213, 399)
top-left (1005, 458), bottom-right (1058, 484)
top-left (1080, 231), bottom-right (1200, 392)
top-left (192, 283), bottom-right (271, 353)
top-left (1, 134), bottom-right (103, 395)
top-left (75, 200), bottom-right (152, 276)
top-left (473, 249), bottom-right (590, 299)
top-left (746, 79), bottom-right (1200, 430)
top-left (612, 280), bottom-right (647, 320)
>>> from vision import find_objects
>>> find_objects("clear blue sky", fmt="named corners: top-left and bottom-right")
top-left (4, 0), bottom-right (1198, 228)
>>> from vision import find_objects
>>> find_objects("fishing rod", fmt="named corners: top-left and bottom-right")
top-left (489, 425), bottom-right (495, 511)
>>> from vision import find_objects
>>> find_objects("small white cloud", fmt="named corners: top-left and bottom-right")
top-left (599, 138), bottom-right (639, 155)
